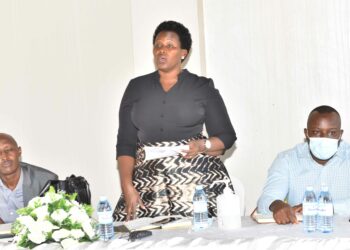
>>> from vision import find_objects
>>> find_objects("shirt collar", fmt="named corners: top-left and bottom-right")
top-left (0, 178), bottom-right (4, 189)
top-left (0, 169), bottom-right (23, 191)
top-left (14, 169), bottom-right (24, 193)
top-left (154, 68), bottom-right (189, 81)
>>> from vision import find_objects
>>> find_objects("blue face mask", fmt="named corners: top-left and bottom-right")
top-left (308, 137), bottom-right (339, 160)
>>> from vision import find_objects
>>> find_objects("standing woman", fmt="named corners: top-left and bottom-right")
top-left (114, 21), bottom-right (237, 221)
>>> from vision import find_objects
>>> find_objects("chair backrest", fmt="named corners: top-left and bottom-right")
top-left (230, 175), bottom-right (245, 216)
top-left (40, 175), bottom-right (91, 205)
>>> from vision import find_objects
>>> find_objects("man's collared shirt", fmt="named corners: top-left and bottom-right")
top-left (258, 141), bottom-right (350, 215)
top-left (0, 169), bottom-right (24, 223)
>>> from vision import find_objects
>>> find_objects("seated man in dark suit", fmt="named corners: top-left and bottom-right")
top-left (0, 133), bottom-right (58, 223)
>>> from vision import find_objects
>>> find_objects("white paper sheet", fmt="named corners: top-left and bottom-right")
top-left (143, 145), bottom-right (189, 161)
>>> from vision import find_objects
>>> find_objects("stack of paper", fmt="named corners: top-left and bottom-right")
top-left (115, 216), bottom-right (192, 232)
top-left (143, 145), bottom-right (189, 161)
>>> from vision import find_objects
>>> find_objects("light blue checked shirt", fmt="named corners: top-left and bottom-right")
top-left (258, 141), bottom-right (350, 215)
top-left (0, 169), bottom-right (24, 223)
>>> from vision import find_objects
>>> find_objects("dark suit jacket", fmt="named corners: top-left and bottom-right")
top-left (21, 162), bottom-right (58, 206)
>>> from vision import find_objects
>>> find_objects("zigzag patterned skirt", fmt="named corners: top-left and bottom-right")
top-left (113, 135), bottom-right (234, 221)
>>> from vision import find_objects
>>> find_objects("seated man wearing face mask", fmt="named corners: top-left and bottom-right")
top-left (257, 105), bottom-right (350, 224)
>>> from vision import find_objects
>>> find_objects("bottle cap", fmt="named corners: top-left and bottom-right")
top-left (321, 185), bottom-right (329, 192)
top-left (195, 185), bottom-right (203, 190)
top-left (100, 196), bottom-right (108, 201)
top-left (306, 186), bottom-right (314, 191)
top-left (223, 185), bottom-right (232, 195)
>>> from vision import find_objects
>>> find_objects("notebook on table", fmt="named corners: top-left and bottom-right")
top-left (0, 223), bottom-right (14, 242)
top-left (114, 215), bottom-right (192, 232)
top-left (251, 209), bottom-right (303, 224)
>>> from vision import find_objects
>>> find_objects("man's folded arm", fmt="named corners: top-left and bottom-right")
top-left (257, 154), bottom-right (290, 214)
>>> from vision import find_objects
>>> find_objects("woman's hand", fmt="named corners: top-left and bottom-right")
top-left (122, 184), bottom-right (145, 221)
top-left (183, 140), bottom-right (205, 159)
top-left (118, 156), bottom-right (144, 221)
top-left (183, 137), bottom-right (225, 158)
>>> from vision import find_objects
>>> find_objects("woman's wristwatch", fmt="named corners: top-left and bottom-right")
top-left (204, 139), bottom-right (211, 151)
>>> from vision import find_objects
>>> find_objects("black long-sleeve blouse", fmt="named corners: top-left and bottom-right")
top-left (116, 69), bottom-right (236, 157)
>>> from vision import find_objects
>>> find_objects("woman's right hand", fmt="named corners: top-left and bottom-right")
top-left (123, 184), bottom-right (145, 221)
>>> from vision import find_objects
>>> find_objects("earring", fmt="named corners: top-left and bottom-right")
top-left (181, 56), bottom-right (185, 60)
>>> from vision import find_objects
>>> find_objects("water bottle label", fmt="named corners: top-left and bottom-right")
top-left (193, 201), bottom-right (207, 212)
top-left (302, 202), bottom-right (318, 215)
top-left (318, 203), bottom-right (333, 216)
top-left (97, 211), bottom-right (113, 224)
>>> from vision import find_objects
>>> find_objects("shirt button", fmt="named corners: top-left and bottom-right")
top-left (160, 128), bottom-right (164, 132)
top-left (10, 212), bottom-right (13, 215)
top-left (160, 114), bottom-right (164, 118)
top-left (162, 100), bottom-right (166, 104)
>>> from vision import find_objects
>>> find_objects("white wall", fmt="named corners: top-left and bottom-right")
top-left (0, 0), bottom-right (134, 210)
top-left (203, 0), bottom-right (350, 213)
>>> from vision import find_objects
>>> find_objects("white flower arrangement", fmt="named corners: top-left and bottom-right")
top-left (11, 186), bottom-right (98, 249)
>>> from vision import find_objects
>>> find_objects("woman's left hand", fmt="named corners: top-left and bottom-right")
top-left (183, 140), bottom-right (204, 159)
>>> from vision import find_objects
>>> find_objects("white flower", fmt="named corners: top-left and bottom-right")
top-left (40, 196), bottom-right (51, 205)
top-left (61, 238), bottom-right (79, 249)
top-left (70, 229), bottom-right (85, 239)
top-left (69, 206), bottom-right (90, 223)
top-left (43, 192), bottom-right (63, 204)
top-left (28, 197), bottom-right (43, 208)
top-left (13, 188), bottom-right (96, 249)
top-left (27, 231), bottom-right (46, 244)
top-left (41, 220), bottom-right (59, 233)
top-left (19, 228), bottom-right (27, 236)
top-left (71, 200), bottom-right (80, 207)
top-left (13, 235), bottom-right (21, 242)
top-left (17, 215), bottom-right (35, 228)
top-left (82, 221), bottom-right (95, 239)
top-left (52, 229), bottom-right (71, 242)
top-left (27, 220), bottom-right (58, 234)
top-left (51, 209), bottom-right (69, 223)
top-left (33, 205), bottom-right (49, 221)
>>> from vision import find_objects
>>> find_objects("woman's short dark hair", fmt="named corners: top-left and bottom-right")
top-left (153, 20), bottom-right (192, 52)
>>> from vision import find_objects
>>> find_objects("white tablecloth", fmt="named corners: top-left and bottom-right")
top-left (1, 216), bottom-right (350, 250)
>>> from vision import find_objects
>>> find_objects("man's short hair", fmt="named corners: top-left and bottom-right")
top-left (308, 105), bottom-right (341, 127)
top-left (0, 133), bottom-right (18, 147)
top-left (310, 105), bottom-right (339, 116)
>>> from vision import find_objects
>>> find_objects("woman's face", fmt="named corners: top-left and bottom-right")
top-left (153, 31), bottom-right (187, 73)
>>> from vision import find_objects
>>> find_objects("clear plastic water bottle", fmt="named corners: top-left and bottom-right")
top-left (317, 186), bottom-right (333, 233)
top-left (302, 186), bottom-right (317, 232)
top-left (97, 196), bottom-right (114, 241)
top-left (192, 185), bottom-right (209, 230)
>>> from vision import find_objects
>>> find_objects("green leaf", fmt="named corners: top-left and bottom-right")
top-left (16, 206), bottom-right (34, 216)
top-left (66, 192), bottom-right (78, 201)
top-left (11, 220), bottom-right (24, 234)
top-left (48, 186), bottom-right (56, 193)
top-left (82, 204), bottom-right (94, 217)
